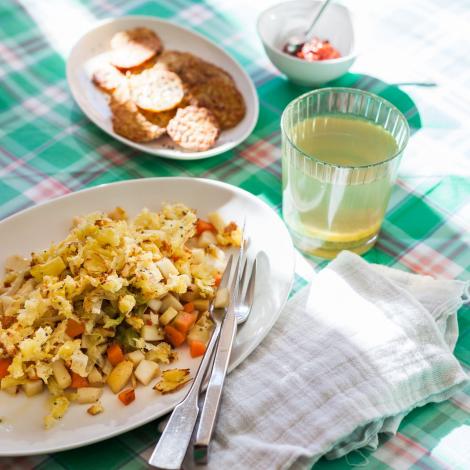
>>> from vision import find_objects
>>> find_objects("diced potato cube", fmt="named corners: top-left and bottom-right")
top-left (4, 385), bottom-right (18, 395)
top-left (148, 299), bottom-right (162, 312)
top-left (87, 402), bottom-right (104, 416)
top-left (208, 212), bottom-right (225, 232)
top-left (187, 324), bottom-right (211, 345)
top-left (197, 231), bottom-right (217, 248)
top-left (214, 287), bottom-right (230, 309)
top-left (193, 299), bottom-right (210, 312)
top-left (141, 325), bottom-right (164, 342)
top-left (88, 367), bottom-right (104, 385)
top-left (126, 350), bottom-right (145, 367)
top-left (159, 306), bottom-right (178, 326)
top-left (106, 360), bottom-right (133, 394)
top-left (23, 379), bottom-right (44, 397)
top-left (134, 360), bottom-right (160, 385)
top-left (52, 359), bottom-right (72, 389)
top-left (161, 294), bottom-right (183, 312)
top-left (1, 377), bottom-right (24, 390)
top-left (156, 258), bottom-right (179, 279)
top-left (76, 387), bottom-right (103, 404)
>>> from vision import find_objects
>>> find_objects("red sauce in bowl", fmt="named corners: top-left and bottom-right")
top-left (283, 37), bottom-right (341, 61)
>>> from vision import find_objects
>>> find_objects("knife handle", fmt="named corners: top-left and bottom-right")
top-left (148, 321), bottom-right (221, 469)
top-left (193, 312), bottom-right (238, 463)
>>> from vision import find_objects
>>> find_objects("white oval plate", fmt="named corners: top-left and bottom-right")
top-left (0, 178), bottom-right (294, 456)
top-left (66, 16), bottom-right (259, 160)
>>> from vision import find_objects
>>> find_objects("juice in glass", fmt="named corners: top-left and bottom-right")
top-left (281, 89), bottom-right (409, 258)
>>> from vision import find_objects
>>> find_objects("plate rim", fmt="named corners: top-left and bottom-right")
top-left (66, 15), bottom-right (259, 161)
top-left (0, 177), bottom-right (294, 456)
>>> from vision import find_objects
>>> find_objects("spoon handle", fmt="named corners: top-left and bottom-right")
top-left (304, 0), bottom-right (332, 40)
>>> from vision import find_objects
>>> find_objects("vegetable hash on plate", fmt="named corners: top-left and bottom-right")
top-left (0, 203), bottom-right (241, 428)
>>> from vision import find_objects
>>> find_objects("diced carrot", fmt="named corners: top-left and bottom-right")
top-left (189, 340), bottom-right (206, 358)
top-left (196, 219), bottom-right (216, 236)
top-left (183, 302), bottom-right (194, 313)
top-left (107, 343), bottom-right (125, 366)
top-left (118, 388), bottom-right (135, 406)
top-left (214, 274), bottom-right (222, 287)
top-left (70, 372), bottom-right (89, 388)
top-left (66, 319), bottom-right (85, 338)
top-left (164, 325), bottom-right (186, 347)
top-left (0, 358), bottom-right (12, 379)
top-left (173, 312), bottom-right (197, 334)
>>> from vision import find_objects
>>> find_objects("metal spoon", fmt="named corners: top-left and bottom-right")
top-left (284, 0), bottom-right (333, 55)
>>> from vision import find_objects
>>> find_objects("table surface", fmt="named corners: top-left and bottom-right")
top-left (0, 0), bottom-right (469, 468)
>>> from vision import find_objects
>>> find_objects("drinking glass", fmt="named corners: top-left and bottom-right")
top-left (281, 88), bottom-right (410, 259)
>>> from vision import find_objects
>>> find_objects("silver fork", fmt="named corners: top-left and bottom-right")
top-left (193, 255), bottom-right (257, 464)
top-left (148, 253), bottom-right (239, 469)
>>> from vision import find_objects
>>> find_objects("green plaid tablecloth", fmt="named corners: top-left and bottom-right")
top-left (1, 0), bottom-right (469, 468)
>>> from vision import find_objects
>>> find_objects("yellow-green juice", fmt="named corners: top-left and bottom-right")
top-left (282, 115), bottom-right (400, 258)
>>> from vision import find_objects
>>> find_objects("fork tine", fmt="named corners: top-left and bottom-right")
top-left (227, 249), bottom-right (243, 307)
top-left (230, 224), bottom-right (248, 303)
top-left (243, 258), bottom-right (256, 307)
top-left (238, 256), bottom-right (249, 300)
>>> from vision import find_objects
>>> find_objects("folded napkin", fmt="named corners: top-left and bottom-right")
top-left (189, 251), bottom-right (469, 470)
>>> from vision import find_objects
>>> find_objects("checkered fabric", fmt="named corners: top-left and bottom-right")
top-left (0, 0), bottom-right (469, 468)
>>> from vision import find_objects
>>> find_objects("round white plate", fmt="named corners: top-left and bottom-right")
top-left (0, 178), bottom-right (294, 456)
top-left (66, 16), bottom-right (259, 160)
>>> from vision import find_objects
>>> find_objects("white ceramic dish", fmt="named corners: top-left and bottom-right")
top-left (0, 177), bottom-right (294, 456)
top-left (67, 16), bottom-right (259, 160)
top-left (257, 0), bottom-right (356, 86)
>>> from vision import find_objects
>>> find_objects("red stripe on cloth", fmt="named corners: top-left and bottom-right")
top-left (24, 177), bottom-right (71, 203)
top-left (97, 144), bottom-right (129, 166)
top-left (383, 438), bottom-right (432, 470)
top-left (400, 243), bottom-right (463, 279)
top-left (240, 139), bottom-right (279, 168)
top-left (0, 159), bottom-right (27, 178)
top-left (0, 43), bottom-right (23, 73)
top-left (450, 395), bottom-right (470, 413)
top-left (396, 434), bottom-right (453, 470)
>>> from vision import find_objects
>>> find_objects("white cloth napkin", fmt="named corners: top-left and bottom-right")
top-left (190, 251), bottom-right (469, 470)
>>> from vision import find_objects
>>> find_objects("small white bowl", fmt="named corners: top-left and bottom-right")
top-left (257, 0), bottom-right (357, 87)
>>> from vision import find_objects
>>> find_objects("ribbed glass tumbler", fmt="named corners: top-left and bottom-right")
top-left (281, 88), bottom-right (410, 259)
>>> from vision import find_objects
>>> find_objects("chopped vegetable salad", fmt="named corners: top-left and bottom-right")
top-left (0, 204), bottom-right (240, 428)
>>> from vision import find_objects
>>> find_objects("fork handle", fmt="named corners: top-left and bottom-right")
top-left (193, 312), bottom-right (238, 463)
top-left (148, 322), bottom-right (221, 469)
